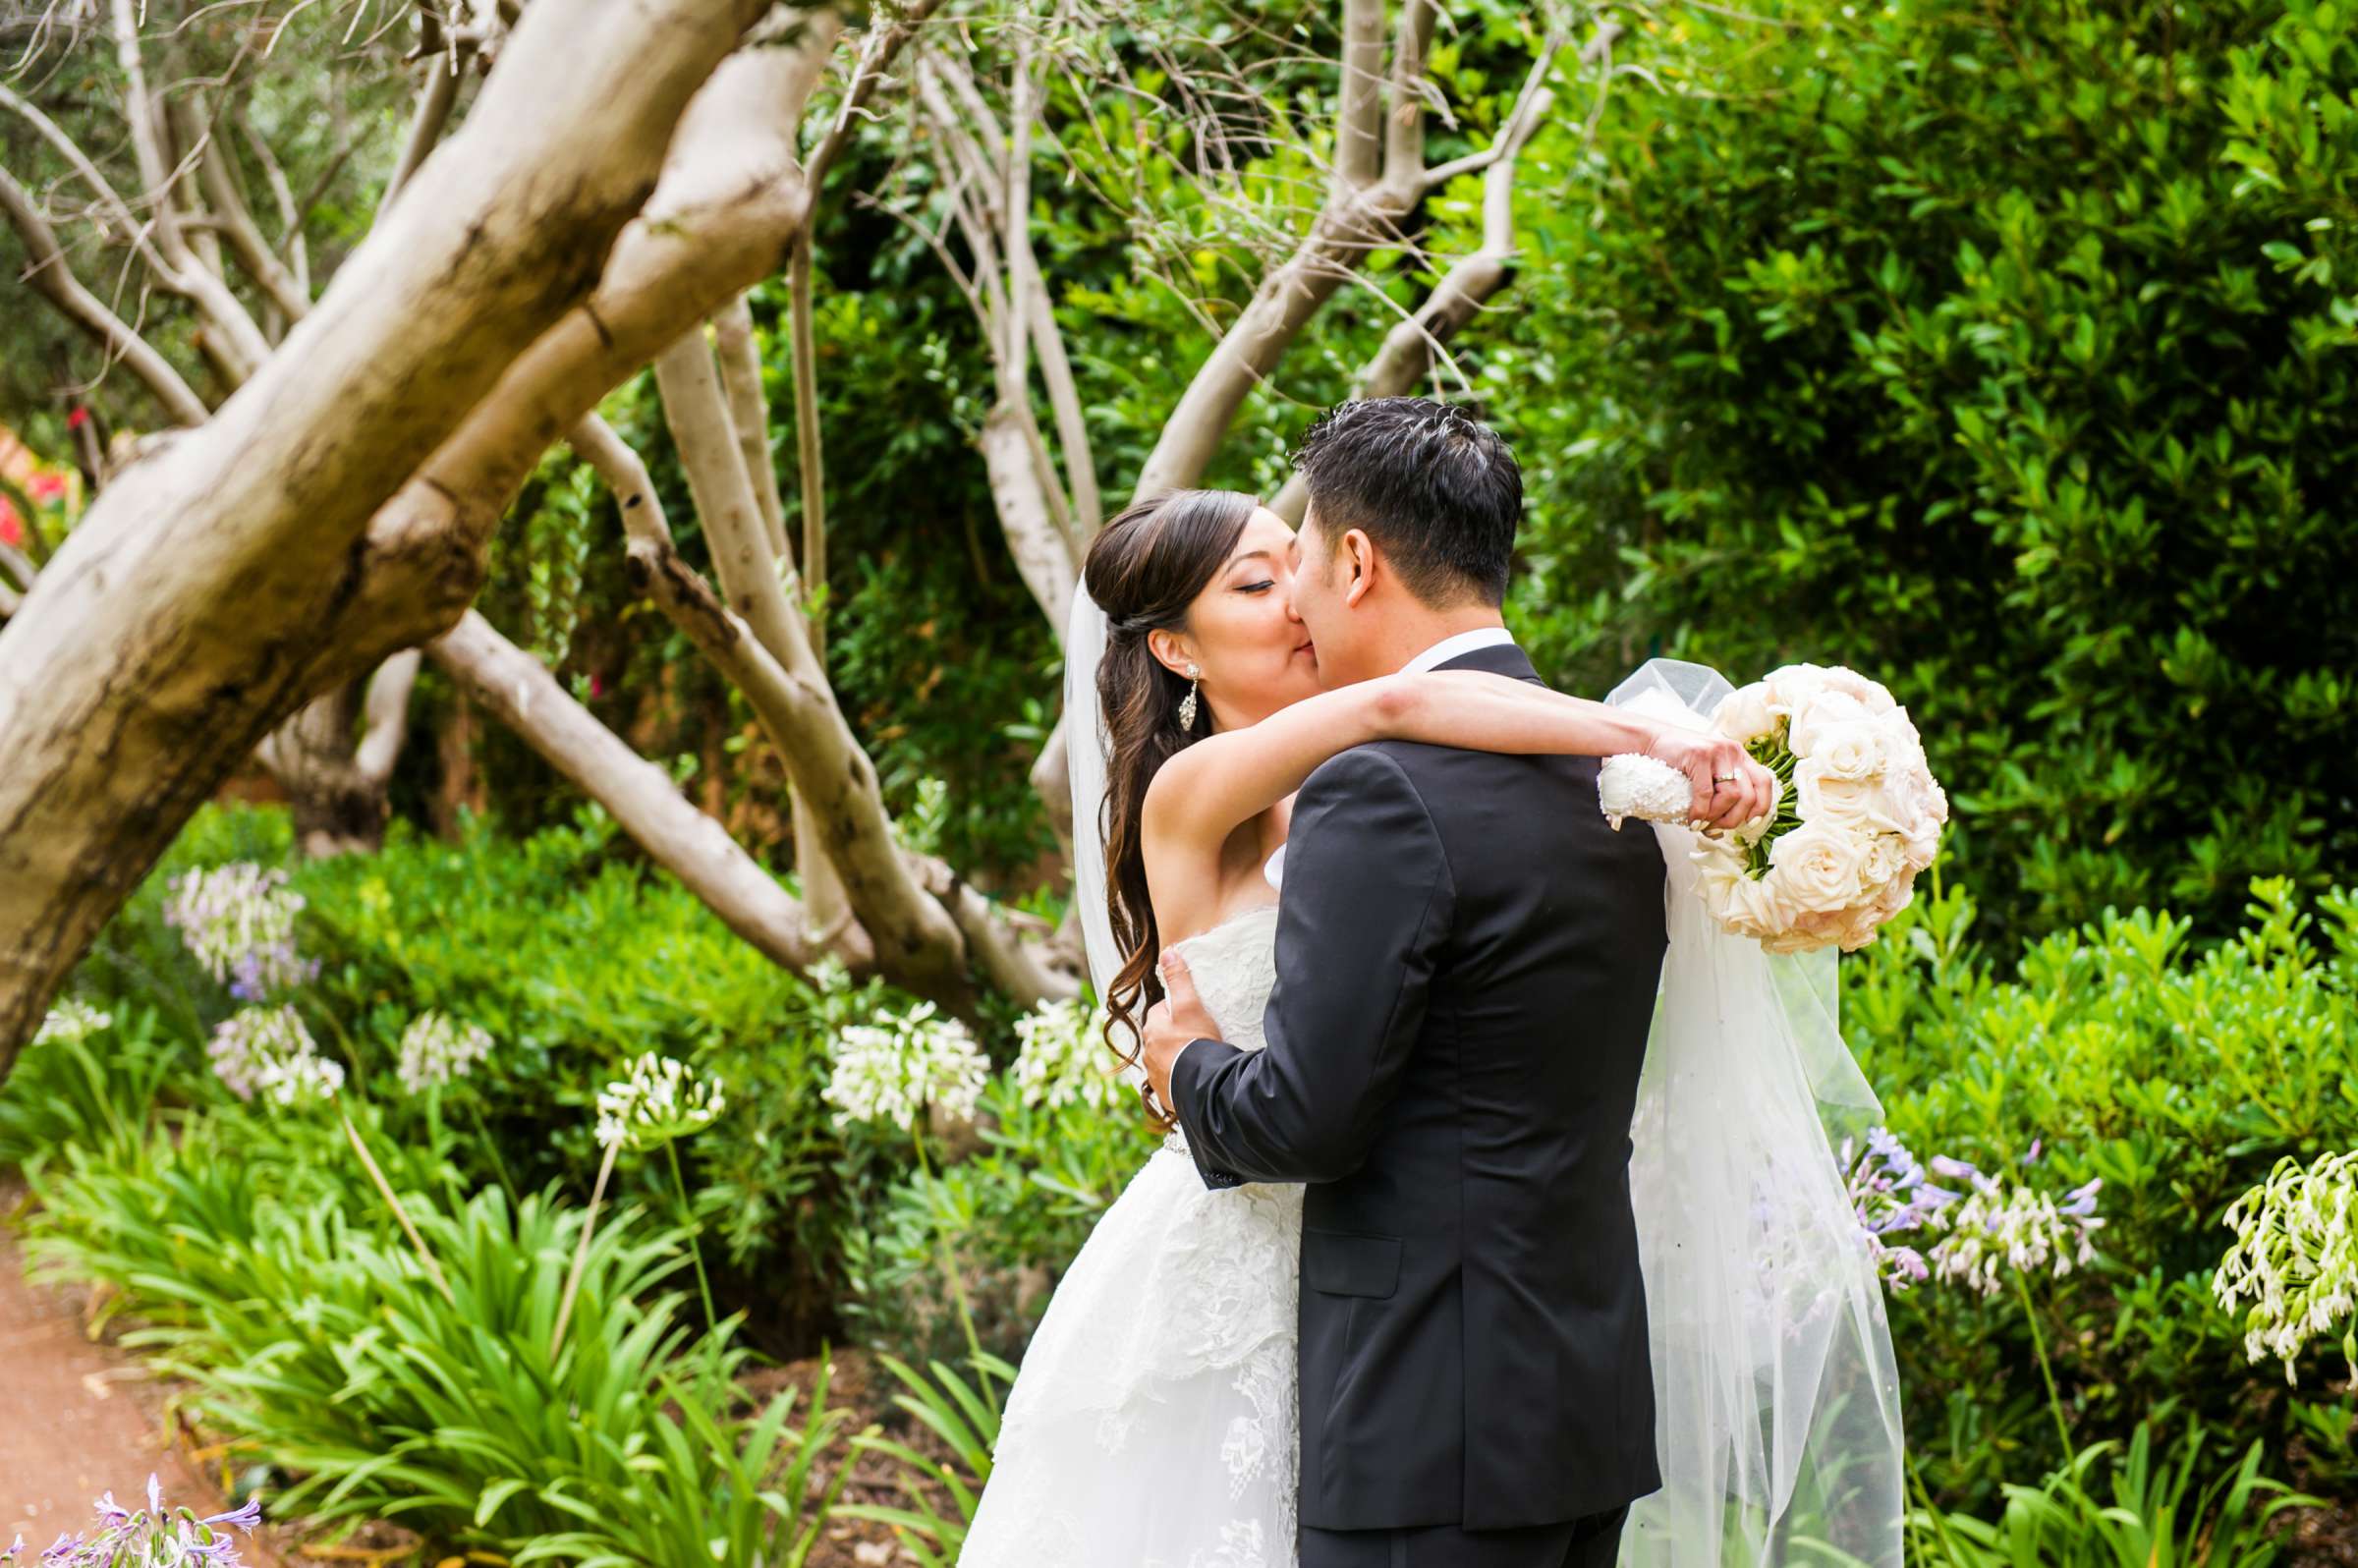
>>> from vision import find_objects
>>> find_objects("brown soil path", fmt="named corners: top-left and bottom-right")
top-left (0, 1198), bottom-right (266, 1558)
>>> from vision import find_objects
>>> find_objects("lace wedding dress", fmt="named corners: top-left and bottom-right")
top-left (962, 900), bottom-right (1301, 1568)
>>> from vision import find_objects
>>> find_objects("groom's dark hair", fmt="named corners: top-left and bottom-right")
top-left (1293, 397), bottom-right (1521, 606)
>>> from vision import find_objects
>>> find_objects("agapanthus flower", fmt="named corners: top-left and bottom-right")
top-left (821, 1000), bottom-right (988, 1133)
top-left (1838, 1125), bottom-right (1959, 1291)
top-left (162, 863), bottom-right (317, 1000)
top-left (2214, 1148), bottom-right (2358, 1384)
top-left (31, 997), bottom-right (111, 1048)
top-left (1011, 997), bottom-right (1126, 1114)
top-left (594, 1052), bottom-right (726, 1152)
top-left (205, 1005), bottom-right (325, 1101)
top-left (1925, 1156), bottom-right (2105, 1298)
top-left (396, 1010), bottom-right (495, 1093)
top-left (20, 1475), bottom-right (260, 1566)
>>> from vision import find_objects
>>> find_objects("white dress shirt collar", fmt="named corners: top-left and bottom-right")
top-left (1400, 625), bottom-right (1517, 676)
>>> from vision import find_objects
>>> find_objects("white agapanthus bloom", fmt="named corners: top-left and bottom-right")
top-left (1012, 996), bottom-right (1126, 1113)
top-left (1925, 1157), bottom-right (2104, 1298)
top-left (2215, 1149), bottom-right (2358, 1384)
top-left (206, 1005), bottom-right (340, 1106)
top-left (255, 1048), bottom-right (346, 1107)
top-left (32, 997), bottom-right (112, 1047)
top-left (822, 1000), bottom-right (989, 1132)
top-left (594, 1051), bottom-right (726, 1152)
top-left (397, 1010), bottom-right (495, 1093)
top-left (161, 862), bottom-right (317, 999)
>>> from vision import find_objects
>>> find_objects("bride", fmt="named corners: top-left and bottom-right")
top-left (960, 485), bottom-right (1902, 1568)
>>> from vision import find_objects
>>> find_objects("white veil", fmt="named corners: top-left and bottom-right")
top-left (1606, 659), bottom-right (1904, 1568)
top-left (1064, 580), bottom-right (1127, 1006)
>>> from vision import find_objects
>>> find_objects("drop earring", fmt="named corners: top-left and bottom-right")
top-left (1178, 663), bottom-right (1201, 730)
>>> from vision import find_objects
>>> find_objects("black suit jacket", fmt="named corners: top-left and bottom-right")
top-left (1170, 641), bottom-right (1669, 1533)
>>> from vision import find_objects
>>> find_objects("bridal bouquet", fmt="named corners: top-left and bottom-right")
top-left (1600, 663), bottom-right (1947, 954)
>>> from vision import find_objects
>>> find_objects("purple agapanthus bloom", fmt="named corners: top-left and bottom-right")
top-left (1841, 1126), bottom-right (1962, 1292)
top-left (20, 1477), bottom-right (261, 1567)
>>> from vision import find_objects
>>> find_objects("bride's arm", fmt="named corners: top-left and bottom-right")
top-left (1144, 671), bottom-right (1772, 853)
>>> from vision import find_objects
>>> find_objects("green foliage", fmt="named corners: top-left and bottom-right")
top-left (838, 1077), bottom-right (1155, 1365)
top-left (1909, 1415), bottom-right (2316, 1568)
top-left (833, 1351), bottom-right (1013, 1568)
top-left (1853, 877), bottom-right (2358, 1501)
top-left (25, 1096), bottom-right (847, 1567)
top-left (1500, 0), bottom-right (2358, 944)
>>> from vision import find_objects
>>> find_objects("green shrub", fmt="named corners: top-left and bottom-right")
top-left (1499, 0), bottom-right (2358, 945)
top-left (1853, 877), bottom-right (2358, 1502)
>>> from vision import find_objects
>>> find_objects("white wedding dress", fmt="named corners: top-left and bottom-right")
top-left (962, 900), bottom-right (1302, 1568)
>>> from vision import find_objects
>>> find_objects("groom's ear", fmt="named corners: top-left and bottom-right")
top-left (1340, 528), bottom-right (1378, 609)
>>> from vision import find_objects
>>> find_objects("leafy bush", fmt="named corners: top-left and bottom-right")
top-left (1910, 1414), bottom-right (2315, 1568)
top-left (1852, 878), bottom-right (2358, 1503)
top-left (1499, 0), bottom-right (2358, 945)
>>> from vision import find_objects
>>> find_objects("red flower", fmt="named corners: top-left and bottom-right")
top-left (0, 500), bottom-right (22, 548)
top-left (66, 406), bottom-right (89, 429)
top-left (28, 473), bottom-right (65, 502)
top-left (590, 672), bottom-right (606, 700)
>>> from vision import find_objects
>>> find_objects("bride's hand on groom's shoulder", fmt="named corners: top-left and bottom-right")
top-left (1643, 725), bottom-right (1778, 831)
top-left (1141, 949), bottom-right (1222, 1118)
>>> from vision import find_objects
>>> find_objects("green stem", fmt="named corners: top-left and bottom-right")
top-left (2012, 1270), bottom-right (2076, 1465)
top-left (666, 1137), bottom-right (717, 1330)
top-left (550, 1138), bottom-right (618, 1363)
top-left (911, 1129), bottom-right (985, 1371)
top-left (1905, 1450), bottom-right (1965, 1567)
top-left (342, 1107), bottom-right (455, 1306)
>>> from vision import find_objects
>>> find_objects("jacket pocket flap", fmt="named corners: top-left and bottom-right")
top-left (1302, 1229), bottom-right (1402, 1299)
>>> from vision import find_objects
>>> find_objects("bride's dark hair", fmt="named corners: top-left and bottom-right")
top-left (1082, 487), bottom-right (1258, 1105)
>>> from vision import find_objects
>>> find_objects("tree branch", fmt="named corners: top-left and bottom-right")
top-left (428, 609), bottom-right (822, 972)
top-left (1336, 0), bottom-right (1387, 188)
top-left (711, 292), bottom-right (790, 565)
top-left (0, 160), bottom-right (212, 425)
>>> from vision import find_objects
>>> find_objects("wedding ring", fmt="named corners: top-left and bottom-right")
top-left (1712, 774), bottom-right (1739, 783)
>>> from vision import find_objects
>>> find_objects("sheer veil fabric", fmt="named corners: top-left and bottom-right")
top-left (1063, 587), bottom-right (1903, 1568)
top-left (1606, 659), bottom-right (1904, 1568)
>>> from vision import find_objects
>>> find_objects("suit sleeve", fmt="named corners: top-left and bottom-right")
top-left (1170, 747), bottom-right (1453, 1189)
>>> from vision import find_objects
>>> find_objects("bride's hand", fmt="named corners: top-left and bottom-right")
top-left (1644, 725), bottom-right (1777, 831)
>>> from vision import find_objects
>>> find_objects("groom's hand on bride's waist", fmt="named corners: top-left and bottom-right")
top-left (1142, 949), bottom-right (1223, 1120)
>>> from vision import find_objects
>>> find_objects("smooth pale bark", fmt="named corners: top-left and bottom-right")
top-left (1269, 70), bottom-right (1565, 523)
top-left (427, 611), bottom-right (821, 973)
top-left (0, 0), bottom-right (773, 1066)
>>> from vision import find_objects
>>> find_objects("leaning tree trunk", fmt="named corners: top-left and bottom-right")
top-left (0, 0), bottom-right (771, 1071)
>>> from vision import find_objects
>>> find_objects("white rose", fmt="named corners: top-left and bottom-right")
top-left (1714, 681), bottom-right (1778, 744)
top-left (1764, 664), bottom-right (1832, 719)
top-left (1818, 665), bottom-right (1899, 714)
top-left (1794, 756), bottom-right (1878, 827)
top-left (1858, 831), bottom-right (1907, 890)
top-left (1802, 718), bottom-right (1889, 782)
top-left (1767, 820), bottom-right (1870, 916)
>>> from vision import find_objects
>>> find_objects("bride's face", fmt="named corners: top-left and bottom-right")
top-left (1161, 507), bottom-right (1322, 730)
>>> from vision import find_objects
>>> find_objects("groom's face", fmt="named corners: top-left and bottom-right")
top-left (1288, 506), bottom-right (1362, 690)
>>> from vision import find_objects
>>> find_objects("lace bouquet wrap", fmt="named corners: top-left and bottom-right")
top-left (1600, 662), bottom-right (1948, 954)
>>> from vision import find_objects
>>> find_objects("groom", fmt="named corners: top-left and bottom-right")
top-left (1142, 398), bottom-right (1671, 1568)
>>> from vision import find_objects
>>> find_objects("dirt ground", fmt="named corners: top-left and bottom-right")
top-left (0, 1191), bottom-right (274, 1561)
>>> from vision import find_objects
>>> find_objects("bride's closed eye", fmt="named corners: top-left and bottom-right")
top-left (1235, 580), bottom-right (1277, 594)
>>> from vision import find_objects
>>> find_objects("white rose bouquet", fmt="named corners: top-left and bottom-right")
top-left (1600, 662), bottom-right (1947, 953)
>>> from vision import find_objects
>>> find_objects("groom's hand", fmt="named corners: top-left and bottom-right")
top-left (1142, 948), bottom-right (1223, 1119)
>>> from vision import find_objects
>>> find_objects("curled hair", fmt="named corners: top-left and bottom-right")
top-left (1081, 488), bottom-right (1257, 1112)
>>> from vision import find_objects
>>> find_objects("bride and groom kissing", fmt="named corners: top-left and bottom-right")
top-left (960, 398), bottom-right (1905, 1568)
